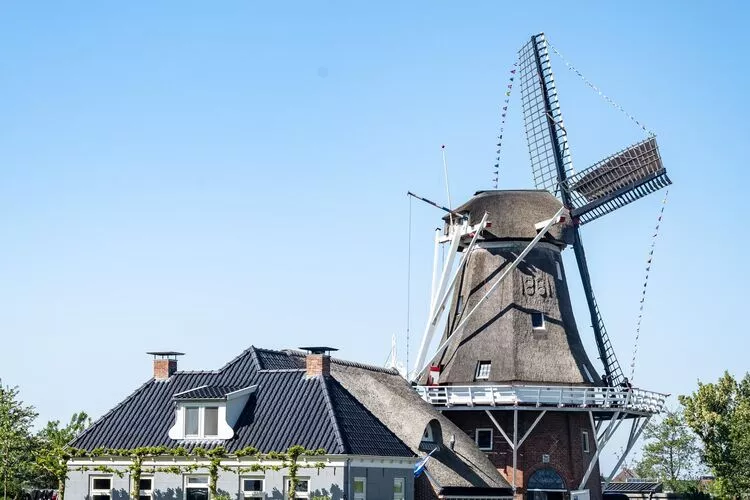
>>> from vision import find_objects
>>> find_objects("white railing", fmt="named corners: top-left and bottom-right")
top-left (415, 384), bottom-right (668, 414)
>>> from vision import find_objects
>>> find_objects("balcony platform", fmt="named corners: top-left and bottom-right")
top-left (415, 384), bottom-right (668, 417)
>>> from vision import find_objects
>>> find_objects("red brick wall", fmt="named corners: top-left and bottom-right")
top-left (153, 359), bottom-right (177, 380)
top-left (305, 354), bottom-right (331, 377)
top-left (444, 410), bottom-right (602, 500)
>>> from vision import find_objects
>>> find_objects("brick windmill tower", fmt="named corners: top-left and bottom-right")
top-left (409, 34), bottom-right (670, 500)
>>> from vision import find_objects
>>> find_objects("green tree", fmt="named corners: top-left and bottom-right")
top-left (0, 381), bottom-right (38, 500)
top-left (34, 412), bottom-right (91, 499)
top-left (679, 371), bottom-right (750, 498)
top-left (633, 407), bottom-right (700, 492)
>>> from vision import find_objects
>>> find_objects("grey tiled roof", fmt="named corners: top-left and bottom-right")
top-left (72, 346), bottom-right (511, 493)
top-left (72, 346), bottom-right (411, 456)
top-left (173, 386), bottom-right (246, 400)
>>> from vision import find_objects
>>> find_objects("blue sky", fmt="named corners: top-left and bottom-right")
top-left (1, 1), bottom-right (748, 471)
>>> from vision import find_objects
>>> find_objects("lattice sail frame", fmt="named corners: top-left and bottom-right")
top-left (562, 136), bottom-right (671, 225)
top-left (518, 33), bottom-right (574, 194)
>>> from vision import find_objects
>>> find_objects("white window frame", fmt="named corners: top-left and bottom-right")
top-left (582, 431), bottom-right (590, 454)
top-left (286, 476), bottom-right (310, 499)
top-left (475, 428), bottom-right (493, 451)
top-left (183, 406), bottom-right (220, 439)
top-left (475, 361), bottom-right (491, 380)
top-left (393, 478), bottom-right (405, 500)
top-left (241, 476), bottom-right (265, 498)
top-left (353, 477), bottom-right (366, 500)
top-left (90, 476), bottom-right (112, 500)
top-left (138, 476), bottom-right (153, 500)
top-left (531, 312), bottom-right (546, 330)
top-left (185, 475), bottom-right (210, 500)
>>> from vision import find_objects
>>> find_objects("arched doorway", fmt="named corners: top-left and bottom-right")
top-left (526, 467), bottom-right (566, 500)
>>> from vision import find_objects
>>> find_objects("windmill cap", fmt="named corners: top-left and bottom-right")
top-left (446, 190), bottom-right (573, 246)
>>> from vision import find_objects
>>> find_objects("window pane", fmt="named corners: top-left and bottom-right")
top-left (93, 495), bottom-right (110, 500)
top-left (532, 312), bottom-right (545, 329)
top-left (354, 479), bottom-right (365, 493)
top-left (140, 496), bottom-right (151, 500)
top-left (186, 488), bottom-right (208, 500)
top-left (185, 408), bottom-right (199, 435)
top-left (295, 480), bottom-right (309, 493)
top-left (476, 429), bottom-right (492, 449)
top-left (243, 479), bottom-right (263, 492)
top-left (139, 479), bottom-right (152, 491)
top-left (93, 479), bottom-right (111, 490)
top-left (204, 407), bottom-right (219, 436)
top-left (393, 479), bottom-right (403, 493)
top-left (188, 476), bottom-right (209, 485)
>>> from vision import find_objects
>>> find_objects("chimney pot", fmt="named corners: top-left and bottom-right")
top-left (147, 351), bottom-right (184, 381)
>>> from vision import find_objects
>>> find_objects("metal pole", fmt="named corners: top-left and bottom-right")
top-left (604, 416), bottom-right (651, 489)
top-left (430, 228), bottom-right (440, 308)
top-left (512, 409), bottom-right (518, 493)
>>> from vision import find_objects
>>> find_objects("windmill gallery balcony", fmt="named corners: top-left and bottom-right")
top-left (415, 384), bottom-right (668, 415)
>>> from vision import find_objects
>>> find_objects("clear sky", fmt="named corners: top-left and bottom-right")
top-left (1, 1), bottom-right (748, 472)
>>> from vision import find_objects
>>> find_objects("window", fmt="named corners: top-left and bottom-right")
top-left (139, 477), bottom-right (153, 500)
top-left (475, 428), bottom-right (493, 451)
top-left (353, 477), bottom-right (366, 500)
top-left (555, 260), bottom-right (562, 280)
top-left (90, 476), bottom-right (112, 500)
top-left (185, 407), bottom-right (200, 436)
top-left (393, 478), bottom-right (405, 500)
top-left (185, 476), bottom-right (209, 500)
top-left (183, 407), bottom-right (220, 439)
top-left (286, 478), bottom-right (309, 499)
top-left (531, 312), bottom-right (545, 330)
top-left (475, 361), bottom-right (491, 380)
top-left (242, 478), bottom-right (264, 498)
top-left (204, 407), bottom-right (219, 436)
top-left (582, 431), bottom-right (590, 453)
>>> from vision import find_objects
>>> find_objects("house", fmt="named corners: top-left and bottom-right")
top-left (66, 347), bottom-right (513, 500)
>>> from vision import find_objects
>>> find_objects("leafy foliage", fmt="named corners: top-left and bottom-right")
top-left (0, 381), bottom-right (38, 500)
top-left (33, 411), bottom-right (91, 498)
top-left (680, 371), bottom-right (750, 498)
top-left (72, 445), bottom-right (327, 500)
top-left (633, 407), bottom-right (700, 492)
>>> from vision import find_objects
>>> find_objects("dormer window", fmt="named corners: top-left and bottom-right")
top-left (169, 385), bottom-right (256, 441)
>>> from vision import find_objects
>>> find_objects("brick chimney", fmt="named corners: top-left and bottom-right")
top-left (300, 346), bottom-right (338, 377)
top-left (147, 351), bottom-right (184, 381)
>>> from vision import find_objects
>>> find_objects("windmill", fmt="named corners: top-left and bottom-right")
top-left (408, 33), bottom-right (670, 500)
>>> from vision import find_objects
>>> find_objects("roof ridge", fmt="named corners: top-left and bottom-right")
top-left (248, 346), bottom-right (262, 371)
top-left (258, 368), bottom-right (306, 374)
top-left (70, 377), bottom-right (155, 447)
top-left (318, 376), bottom-right (348, 454)
top-left (216, 344), bottom-right (259, 372)
top-left (283, 349), bottom-right (399, 375)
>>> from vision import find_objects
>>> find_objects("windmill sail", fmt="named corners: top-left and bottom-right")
top-left (563, 136), bottom-right (672, 225)
top-left (518, 33), bottom-right (573, 193)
